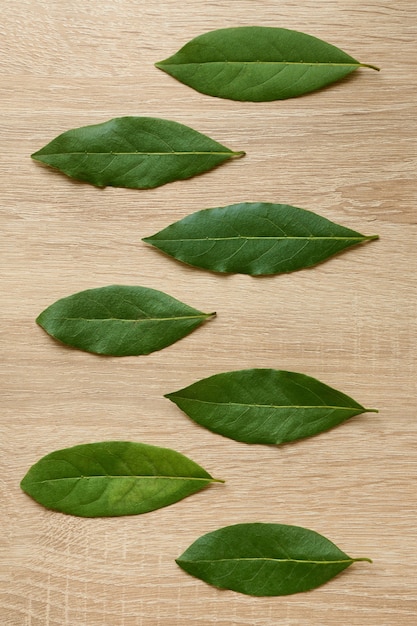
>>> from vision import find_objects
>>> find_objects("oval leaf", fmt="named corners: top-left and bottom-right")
top-left (176, 522), bottom-right (371, 596)
top-left (143, 202), bottom-right (378, 275)
top-left (36, 285), bottom-right (215, 356)
top-left (31, 116), bottom-right (244, 188)
top-left (20, 441), bottom-right (223, 517)
top-left (166, 369), bottom-right (378, 444)
top-left (156, 27), bottom-right (379, 101)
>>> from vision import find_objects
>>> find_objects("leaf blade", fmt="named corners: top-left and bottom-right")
top-left (156, 27), bottom-right (379, 101)
top-left (36, 285), bottom-right (215, 356)
top-left (176, 523), bottom-right (371, 596)
top-left (31, 116), bottom-right (244, 188)
top-left (166, 369), bottom-right (377, 444)
top-left (143, 202), bottom-right (378, 275)
top-left (20, 441), bottom-right (222, 517)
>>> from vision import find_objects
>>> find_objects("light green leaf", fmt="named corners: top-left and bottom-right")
top-left (20, 441), bottom-right (223, 517)
top-left (36, 285), bottom-right (215, 356)
top-left (166, 369), bottom-right (378, 444)
top-left (143, 202), bottom-right (378, 275)
top-left (176, 522), bottom-right (372, 596)
top-left (31, 116), bottom-right (244, 188)
top-left (156, 27), bottom-right (379, 101)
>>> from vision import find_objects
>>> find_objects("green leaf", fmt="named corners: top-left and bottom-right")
top-left (143, 202), bottom-right (378, 275)
top-left (166, 369), bottom-right (378, 444)
top-left (31, 116), bottom-right (244, 188)
top-left (176, 522), bottom-right (372, 596)
top-left (20, 441), bottom-right (223, 517)
top-left (36, 285), bottom-right (215, 356)
top-left (155, 26), bottom-right (379, 102)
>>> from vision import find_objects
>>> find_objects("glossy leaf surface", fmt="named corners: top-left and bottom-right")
top-left (37, 285), bottom-right (215, 356)
top-left (176, 522), bottom-right (371, 596)
top-left (143, 202), bottom-right (378, 275)
top-left (166, 369), bottom-right (377, 444)
top-left (21, 441), bottom-right (222, 517)
top-left (156, 27), bottom-right (379, 101)
top-left (31, 116), bottom-right (244, 188)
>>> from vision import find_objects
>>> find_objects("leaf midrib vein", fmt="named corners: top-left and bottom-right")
top-left (172, 398), bottom-right (359, 411)
top-left (53, 315), bottom-right (208, 322)
top-left (161, 61), bottom-right (360, 68)
top-left (35, 151), bottom-right (235, 156)
top-left (30, 475), bottom-right (212, 483)
top-left (150, 236), bottom-right (368, 242)
top-left (179, 557), bottom-right (354, 565)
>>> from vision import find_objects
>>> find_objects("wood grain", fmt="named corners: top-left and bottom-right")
top-left (1, 1), bottom-right (416, 624)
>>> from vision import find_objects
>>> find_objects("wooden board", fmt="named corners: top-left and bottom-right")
top-left (1, 1), bottom-right (416, 624)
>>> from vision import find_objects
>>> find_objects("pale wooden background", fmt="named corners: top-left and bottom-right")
top-left (1, 1), bottom-right (416, 624)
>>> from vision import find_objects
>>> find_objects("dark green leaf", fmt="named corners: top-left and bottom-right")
top-left (143, 202), bottom-right (378, 275)
top-left (31, 116), bottom-right (244, 188)
top-left (36, 285), bottom-right (215, 356)
top-left (156, 27), bottom-right (379, 101)
top-left (20, 441), bottom-right (223, 517)
top-left (166, 369), bottom-right (378, 444)
top-left (176, 522), bottom-right (372, 596)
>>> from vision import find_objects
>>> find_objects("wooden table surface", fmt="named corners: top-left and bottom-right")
top-left (2, 2), bottom-right (416, 624)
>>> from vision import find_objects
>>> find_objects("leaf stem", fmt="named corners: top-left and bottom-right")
top-left (365, 235), bottom-right (379, 241)
top-left (365, 408), bottom-right (379, 414)
top-left (360, 63), bottom-right (380, 72)
top-left (353, 557), bottom-right (373, 563)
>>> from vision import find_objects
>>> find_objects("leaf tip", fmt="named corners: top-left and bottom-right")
top-left (35, 312), bottom-right (45, 328)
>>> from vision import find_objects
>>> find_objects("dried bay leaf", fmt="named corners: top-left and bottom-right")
top-left (37, 285), bottom-right (215, 356)
top-left (176, 523), bottom-right (372, 596)
top-left (143, 202), bottom-right (378, 275)
top-left (31, 116), bottom-right (244, 188)
top-left (166, 369), bottom-right (378, 444)
top-left (20, 441), bottom-right (223, 517)
top-left (156, 27), bottom-right (379, 101)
